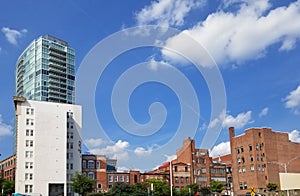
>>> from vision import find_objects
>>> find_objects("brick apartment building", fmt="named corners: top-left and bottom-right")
top-left (0, 154), bottom-right (16, 181)
top-left (153, 138), bottom-right (227, 190)
top-left (229, 127), bottom-right (300, 195)
top-left (214, 154), bottom-right (233, 194)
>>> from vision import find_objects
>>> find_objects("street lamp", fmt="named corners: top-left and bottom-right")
top-left (267, 155), bottom-right (300, 196)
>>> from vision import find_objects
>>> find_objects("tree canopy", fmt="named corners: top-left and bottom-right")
top-left (70, 172), bottom-right (95, 196)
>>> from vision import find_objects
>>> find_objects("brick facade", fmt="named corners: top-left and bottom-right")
top-left (229, 127), bottom-right (300, 195)
top-left (0, 154), bottom-right (16, 181)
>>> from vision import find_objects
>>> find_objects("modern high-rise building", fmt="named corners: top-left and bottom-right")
top-left (16, 35), bottom-right (75, 104)
top-left (14, 96), bottom-right (82, 196)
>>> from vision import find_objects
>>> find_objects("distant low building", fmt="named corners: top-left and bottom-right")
top-left (0, 154), bottom-right (16, 181)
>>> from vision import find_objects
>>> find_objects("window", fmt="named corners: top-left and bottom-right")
top-left (88, 172), bottom-right (94, 179)
top-left (185, 166), bottom-right (188, 172)
top-left (120, 176), bottom-right (124, 182)
top-left (26, 119), bottom-right (34, 126)
top-left (97, 184), bottom-right (102, 189)
top-left (262, 164), bottom-right (266, 171)
top-left (70, 163), bottom-right (73, 170)
top-left (249, 145), bottom-right (252, 151)
top-left (174, 166), bottom-right (178, 172)
top-left (257, 154), bottom-right (260, 161)
top-left (258, 132), bottom-right (261, 138)
top-left (25, 162), bottom-right (33, 169)
top-left (236, 148), bottom-right (240, 154)
top-left (67, 153), bottom-right (73, 159)
top-left (239, 182), bottom-right (243, 190)
top-left (238, 167), bottom-right (242, 173)
top-left (126, 176), bottom-right (129, 182)
top-left (25, 185), bottom-right (33, 193)
top-left (175, 177), bottom-right (179, 183)
top-left (250, 154), bottom-right (254, 162)
top-left (240, 147), bottom-right (244, 153)
top-left (26, 108), bottom-right (34, 115)
top-left (241, 157), bottom-right (245, 163)
top-left (96, 161), bottom-right (100, 169)
top-left (108, 175), bottom-right (113, 182)
top-left (25, 151), bottom-right (33, 158)
top-left (88, 160), bottom-right (94, 169)
top-left (197, 170), bottom-right (200, 175)
top-left (244, 182), bottom-right (248, 189)
top-left (26, 129), bottom-right (33, 136)
top-left (67, 132), bottom-right (74, 139)
top-left (242, 166), bottom-right (246, 173)
top-left (237, 157), bottom-right (241, 164)
top-left (82, 160), bottom-right (86, 169)
top-left (67, 112), bottom-right (73, 119)
top-left (25, 173), bottom-right (33, 180)
top-left (258, 164), bottom-right (261, 172)
top-left (186, 177), bottom-right (189, 183)
top-left (250, 164), bottom-right (255, 171)
top-left (197, 176), bottom-right (207, 182)
top-left (180, 177), bottom-right (184, 183)
top-left (67, 142), bottom-right (73, 149)
top-left (201, 168), bottom-right (206, 174)
top-left (256, 143), bottom-right (259, 150)
top-left (67, 122), bottom-right (74, 129)
top-left (25, 140), bottom-right (33, 147)
top-left (114, 175), bottom-right (118, 182)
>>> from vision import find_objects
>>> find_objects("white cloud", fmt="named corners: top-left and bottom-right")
top-left (223, 111), bottom-right (252, 129)
top-left (134, 147), bottom-right (153, 156)
top-left (136, 0), bottom-right (204, 27)
top-left (208, 110), bottom-right (252, 130)
top-left (162, 0), bottom-right (300, 66)
top-left (284, 85), bottom-right (300, 114)
top-left (210, 141), bottom-right (231, 158)
top-left (84, 138), bottom-right (107, 148)
top-left (289, 130), bottom-right (300, 143)
top-left (2, 27), bottom-right (27, 45)
top-left (259, 107), bottom-right (269, 117)
top-left (0, 115), bottom-right (13, 137)
top-left (88, 140), bottom-right (130, 161)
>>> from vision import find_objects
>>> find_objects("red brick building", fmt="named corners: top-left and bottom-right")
top-left (0, 154), bottom-right (16, 181)
top-left (153, 138), bottom-right (227, 190)
top-left (229, 127), bottom-right (300, 195)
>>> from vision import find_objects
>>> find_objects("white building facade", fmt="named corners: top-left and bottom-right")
top-left (14, 97), bottom-right (82, 196)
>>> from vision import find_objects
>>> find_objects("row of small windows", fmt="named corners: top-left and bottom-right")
top-left (108, 175), bottom-right (129, 183)
top-left (238, 164), bottom-right (266, 173)
top-left (236, 143), bottom-right (264, 154)
top-left (210, 168), bottom-right (226, 174)
top-left (194, 168), bottom-right (206, 175)
top-left (25, 140), bottom-right (33, 147)
top-left (239, 182), bottom-right (247, 190)
top-left (174, 177), bottom-right (189, 184)
top-left (82, 160), bottom-right (101, 169)
top-left (174, 166), bottom-right (189, 172)
top-left (237, 153), bottom-right (265, 164)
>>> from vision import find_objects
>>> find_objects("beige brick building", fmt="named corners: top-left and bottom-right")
top-left (229, 127), bottom-right (300, 195)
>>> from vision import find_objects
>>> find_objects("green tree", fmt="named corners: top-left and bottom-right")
top-left (70, 172), bottom-right (95, 196)
top-left (0, 179), bottom-right (15, 195)
top-left (187, 184), bottom-right (200, 195)
top-left (210, 180), bottom-right (224, 193)
top-left (146, 178), bottom-right (170, 196)
top-left (107, 182), bottom-right (133, 196)
top-left (199, 187), bottom-right (211, 195)
top-left (131, 182), bottom-right (148, 196)
top-left (267, 183), bottom-right (278, 192)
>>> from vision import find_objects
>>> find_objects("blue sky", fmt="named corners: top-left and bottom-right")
top-left (1, 0), bottom-right (300, 171)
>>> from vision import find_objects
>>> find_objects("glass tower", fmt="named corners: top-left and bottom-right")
top-left (16, 35), bottom-right (75, 104)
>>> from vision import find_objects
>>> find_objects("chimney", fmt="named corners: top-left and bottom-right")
top-left (229, 127), bottom-right (235, 139)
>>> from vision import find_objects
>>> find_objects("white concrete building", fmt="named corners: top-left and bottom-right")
top-left (14, 96), bottom-right (82, 196)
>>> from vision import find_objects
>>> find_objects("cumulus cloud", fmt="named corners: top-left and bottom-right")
top-left (88, 140), bottom-right (130, 161)
top-left (134, 147), bottom-right (153, 156)
top-left (2, 27), bottom-right (27, 45)
top-left (208, 110), bottom-right (252, 130)
top-left (84, 138), bottom-right (107, 148)
top-left (162, 0), bottom-right (300, 66)
top-left (210, 141), bottom-right (231, 158)
top-left (259, 107), bottom-right (269, 117)
top-left (289, 130), bottom-right (300, 143)
top-left (284, 85), bottom-right (300, 114)
top-left (136, 0), bottom-right (204, 27)
top-left (0, 115), bottom-right (13, 136)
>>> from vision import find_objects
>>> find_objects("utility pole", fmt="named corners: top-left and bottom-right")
top-left (170, 161), bottom-right (173, 196)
